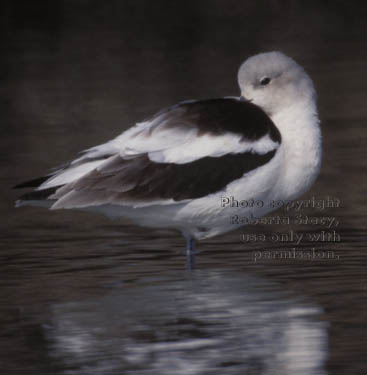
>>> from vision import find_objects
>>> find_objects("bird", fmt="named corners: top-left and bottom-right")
top-left (14, 51), bottom-right (322, 267)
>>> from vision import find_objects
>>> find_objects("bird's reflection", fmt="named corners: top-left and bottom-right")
top-left (45, 271), bottom-right (328, 375)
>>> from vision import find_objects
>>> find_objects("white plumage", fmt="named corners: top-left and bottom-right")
top-left (15, 52), bottom-right (322, 263)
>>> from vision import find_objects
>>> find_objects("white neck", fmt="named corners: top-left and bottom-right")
top-left (271, 99), bottom-right (322, 200)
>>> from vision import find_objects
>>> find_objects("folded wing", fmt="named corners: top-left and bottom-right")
top-left (16, 98), bottom-right (281, 209)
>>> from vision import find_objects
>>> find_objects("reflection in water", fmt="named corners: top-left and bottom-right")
top-left (45, 271), bottom-right (327, 374)
top-left (0, 2), bottom-right (365, 374)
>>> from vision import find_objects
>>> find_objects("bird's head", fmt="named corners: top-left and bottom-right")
top-left (238, 51), bottom-right (316, 116)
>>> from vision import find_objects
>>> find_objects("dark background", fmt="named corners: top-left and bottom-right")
top-left (2, 0), bottom-right (366, 223)
top-left (1, 1), bottom-right (366, 375)
top-left (1, 0), bottom-right (366, 174)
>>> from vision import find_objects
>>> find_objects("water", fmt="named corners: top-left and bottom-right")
top-left (43, 272), bottom-right (328, 375)
top-left (1, 1), bottom-right (367, 374)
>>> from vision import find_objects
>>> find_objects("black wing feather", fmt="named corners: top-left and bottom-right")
top-left (52, 149), bottom-right (277, 207)
top-left (13, 175), bottom-right (51, 189)
top-left (18, 98), bottom-right (281, 206)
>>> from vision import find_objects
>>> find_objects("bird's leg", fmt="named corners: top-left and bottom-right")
top-left (185, 236), bottom-right (196, 270)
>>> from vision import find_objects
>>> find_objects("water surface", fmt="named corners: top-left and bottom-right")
top-left (1, 1), bottom-right (366, 374)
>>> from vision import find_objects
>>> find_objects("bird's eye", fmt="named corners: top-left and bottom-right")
top-left (260, 77), bottom-right (271, 85)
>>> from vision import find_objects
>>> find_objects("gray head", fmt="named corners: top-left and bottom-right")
top-left (238, 52), bottom-right (316, 116)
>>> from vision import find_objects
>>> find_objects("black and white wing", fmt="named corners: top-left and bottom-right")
top-left (15, 98), bottom-right (281, 209)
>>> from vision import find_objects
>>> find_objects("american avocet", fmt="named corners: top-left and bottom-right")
top-left (15, 52), bottom-right (322, 266)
